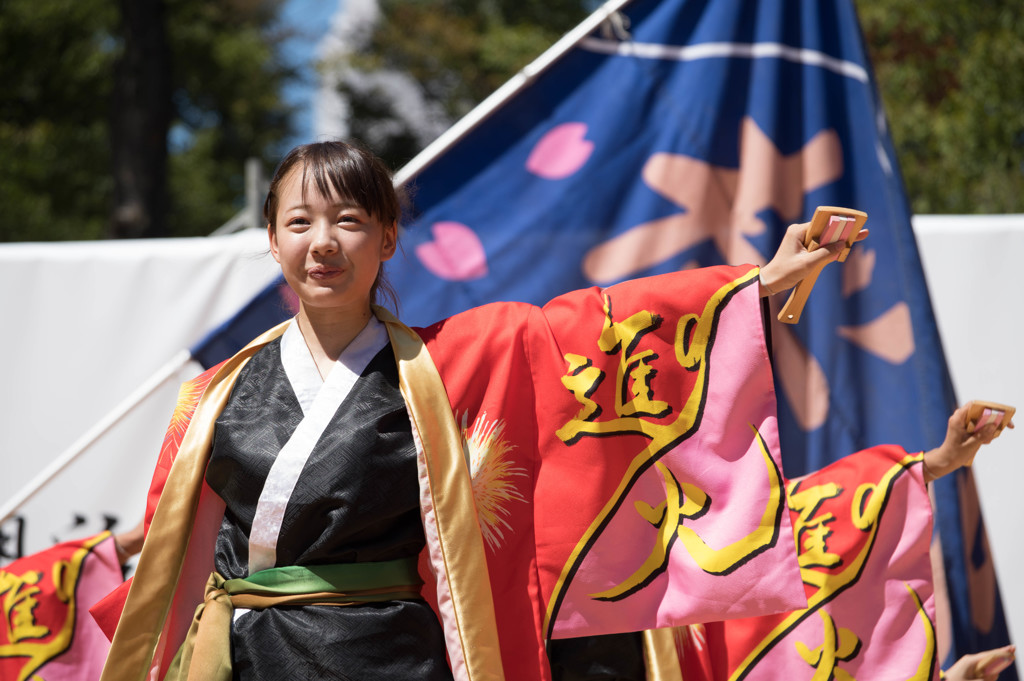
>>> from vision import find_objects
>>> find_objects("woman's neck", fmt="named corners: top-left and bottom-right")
top-left (295, 304), bottom-right (374, 377)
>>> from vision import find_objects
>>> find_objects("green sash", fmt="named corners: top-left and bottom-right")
top-left (167, 558), bottom-right (423, 681)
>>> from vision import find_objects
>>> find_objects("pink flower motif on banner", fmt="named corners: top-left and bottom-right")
top-left (526, 122), bottom-right (594, 179)
top-left (415, 221), bottom-right (489, 281)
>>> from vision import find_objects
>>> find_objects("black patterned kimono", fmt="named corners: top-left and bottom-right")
top-left (203, 328), bottom-right (453, 681)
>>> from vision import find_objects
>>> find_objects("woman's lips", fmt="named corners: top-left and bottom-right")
top-left (308, 265), bottom-right (343, 279)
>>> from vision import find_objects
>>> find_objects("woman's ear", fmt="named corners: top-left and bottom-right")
top-left (381, 221), bottom-right (398, 261)
top-left (268, 223), bottom-right (281, 263)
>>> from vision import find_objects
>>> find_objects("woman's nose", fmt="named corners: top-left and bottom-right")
top-left (310, 221), bottom-right (338, 254)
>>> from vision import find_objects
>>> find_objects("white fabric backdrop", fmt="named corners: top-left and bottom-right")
top-left (0, 218), bottom-right (1020, 665)
top-left (913, 215), bottom-right (1024, 673)
top-left (0, 229), bottom-right (280, 557)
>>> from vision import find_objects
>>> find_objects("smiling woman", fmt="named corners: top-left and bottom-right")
top-left (265, 143), bottom-right (399, 376)
top-left (96, 139), bottom-right (860, 681)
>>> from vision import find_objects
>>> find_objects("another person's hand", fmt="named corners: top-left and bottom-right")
top-left (113, 519), bottom-right (145, 565)
top-left (923, 404), bottom-right (1015, 483)
top-left (758, 220), bottom-right (869, 297)
top-left (943, 645), bottom-right (1016, 681)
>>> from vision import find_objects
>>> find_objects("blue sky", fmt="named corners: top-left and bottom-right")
top-left (279, 0), bottom-right (344, 147)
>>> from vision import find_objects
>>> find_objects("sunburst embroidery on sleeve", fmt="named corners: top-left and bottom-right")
top-left (159, 372), bottom-right (212, 461)
top-left (674, 623), bottom-right (708, 667)
top-left (461, 412), bottom-right (527, 552)
top-left (679, 623), bottom-right (706, 653)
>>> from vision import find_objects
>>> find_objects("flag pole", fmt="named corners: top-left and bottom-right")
top-left (0, 350), bottom-right (193, 525)
top-left (393, 0), bottom-right (634, 186)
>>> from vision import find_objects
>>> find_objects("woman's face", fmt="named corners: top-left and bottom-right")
top-left (268, 165), bottom-right (397, 317)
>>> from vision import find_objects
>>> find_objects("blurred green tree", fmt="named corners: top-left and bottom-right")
top-left (0, 0), bottom-right (294, 241)
top-left (858, 0), bottom-right (1024, 213)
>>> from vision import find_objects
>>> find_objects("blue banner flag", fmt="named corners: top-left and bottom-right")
top-left (190, 276), bottom-right (294, 369)
top-left (192, 0), bottom-right (1013, 672)
top-left (387, 0), bottom-right (1014, 672)
top-left (392, 0), bottom-right (945, 475)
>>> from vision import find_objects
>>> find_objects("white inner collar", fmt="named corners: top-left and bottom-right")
top-left (280, 316), bottom-right (389, 414)
top-left (247, 314), bottom-right (390, 575)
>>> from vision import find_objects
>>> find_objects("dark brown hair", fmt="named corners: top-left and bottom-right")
top-left (264, 140), bottom-right (400, 310)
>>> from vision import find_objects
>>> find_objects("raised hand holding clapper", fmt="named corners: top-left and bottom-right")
top-left (777, 206), bottom-right (868, 324)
